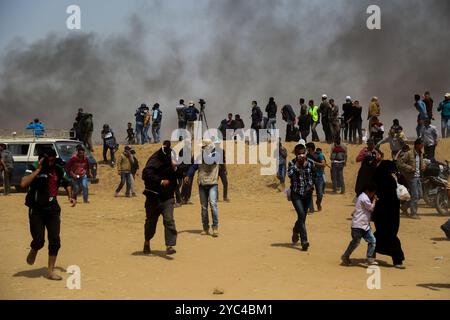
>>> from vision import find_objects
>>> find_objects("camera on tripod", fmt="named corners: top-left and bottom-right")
top-left (199, 99), bottom-right (206, 111)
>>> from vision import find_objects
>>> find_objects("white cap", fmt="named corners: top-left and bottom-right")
top-left (346, 96), bottom-right (352, 101)
top-left (298, 138), bottom-right (306, 146)
top-left (322, 94), bottom-right (327, 99)
top-left (445, 93), bottom-right (450, 99)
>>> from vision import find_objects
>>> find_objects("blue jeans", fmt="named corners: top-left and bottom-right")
top-left (72, 175), bottom-right (89, 202)
top-left (116, 172), bottom-right (133, 196)
top-left (278, 163), bottom-right (286, 184)
top-left (291, 192), bottom-right (311, 244)
top-left (331, 162), bottom-right (345, 192)
top-left (143, 124), bottom-right (151, 143)
top-left (408, 177), bottom-right (422, 216)
top-left (198, 184), bottom-right (219, 230)
top-left (152, 122), bottom-right (161, 143)
top-left (135, 122), bottom-right (145, 145)
top-left (441, 117), bottom-right (450, 138)
top-left (343, 228), bottom-right (376, 259)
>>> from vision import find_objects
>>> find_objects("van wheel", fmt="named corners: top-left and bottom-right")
top-left (15, 185), bottom-right (28, 193)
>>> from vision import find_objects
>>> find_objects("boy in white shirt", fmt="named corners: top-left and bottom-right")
top-left (341, 183), bottom-right (378, 266)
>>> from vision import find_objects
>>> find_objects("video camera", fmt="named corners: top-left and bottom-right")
top-left (199, 99), bottom-right (206, 111)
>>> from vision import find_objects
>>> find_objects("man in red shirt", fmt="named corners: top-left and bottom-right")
top-left (65, 145), bottom-right (90, 203)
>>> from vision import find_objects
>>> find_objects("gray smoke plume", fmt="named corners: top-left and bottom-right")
top-left (0, 0), bottom-right (449, 141)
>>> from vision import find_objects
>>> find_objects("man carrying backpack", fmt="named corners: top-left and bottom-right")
top-left (20, 149), bottom-right (76, 281)
top-left (151, 103), bottom-right (163, 144)
top-left (79, 112), bottom-right (94, 152)
top-left (135, 104), bottom-right (148, 145)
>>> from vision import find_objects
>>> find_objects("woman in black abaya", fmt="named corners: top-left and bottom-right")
top-left (372, 160), bottom-right (406, 269)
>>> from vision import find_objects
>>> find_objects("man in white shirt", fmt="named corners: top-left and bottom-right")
top-left (341, 183), bottom-right (377, 266)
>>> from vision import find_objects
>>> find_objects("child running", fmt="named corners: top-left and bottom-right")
top-left (341, 183), bottom-right (378, 266)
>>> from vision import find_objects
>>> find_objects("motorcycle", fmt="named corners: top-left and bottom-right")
top-left (422, 159), bottom-right (449, 215)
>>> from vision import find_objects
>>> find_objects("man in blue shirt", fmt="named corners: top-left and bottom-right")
top-left (306, 142), bottom-right (326, 213)
top-left (437, 93), bottom-right (450, 138)
top-left (26, 118), bottom-right (45, 137)
top-left (415, 94), bottom-right (429, 138)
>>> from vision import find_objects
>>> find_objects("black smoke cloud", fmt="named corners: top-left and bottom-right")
top-left (1, 0), bottom-right (449, 141)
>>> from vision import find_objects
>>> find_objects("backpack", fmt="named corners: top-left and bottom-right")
top-left (83, 114), bottom-right (93, 132)
top-left (184, 107), bottom-right (198, 121)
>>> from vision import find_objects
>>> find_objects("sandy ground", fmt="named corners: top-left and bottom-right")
top-left (0, 140), bottom-right (449, 300)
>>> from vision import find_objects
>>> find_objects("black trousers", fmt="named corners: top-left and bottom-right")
top-left (144, 198), bottom-right (177, 247)
top-left (424, 145), bottom-right (436, 160)
top-left (251, 123), bottom-right (261, 144)
top-left (219, 168), bottom-right (228, 200)
top-left (181, 176), bottom-right (193, 202)
top-left (28, 202), bottom-right (61, 256)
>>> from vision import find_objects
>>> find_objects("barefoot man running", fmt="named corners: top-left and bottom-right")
top-left (21, 149), bottom-right (76, 280)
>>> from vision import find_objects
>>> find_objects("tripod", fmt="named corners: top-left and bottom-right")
top-left (199, 107), bottom-right (209, 130)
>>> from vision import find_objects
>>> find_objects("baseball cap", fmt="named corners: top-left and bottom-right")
top-left (322, 94), bottom-right (327, 99)
top-left (346, 96), bottom-right (352, 101)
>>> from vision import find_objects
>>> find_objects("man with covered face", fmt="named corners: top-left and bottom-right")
top-left (142, 141), bottom-right (183, 255)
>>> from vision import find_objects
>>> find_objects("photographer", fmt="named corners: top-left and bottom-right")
top-left (20, 149), bottom-right (76, 281)
top-left (287, 143), bottom-right (315, 251)
top-left (184, 101), bottom-right (200, 140)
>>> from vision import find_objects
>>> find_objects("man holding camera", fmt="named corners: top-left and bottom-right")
top-left (288, 143), bottom-right (315, 251)
top-left (20, 149), bottom-right (76, 281)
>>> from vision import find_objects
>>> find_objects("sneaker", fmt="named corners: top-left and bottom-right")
top-left (114, 192), bottom-right (119, 197)
top-left (394, 264), bottom-right (406, 269)
top-left (341, 255), bottom-right (351, 266)
top-left (201, 229), bottom-right (210, 236)
top-left (224, 198), bottom-right (230, 203)
top-left (143, 243), bottom-right (151, 255)
top-left (367, 258), bottom-right (378, 265)
top-left (166, 247), bottom-right (177, 255)
top-left (301, 242), bottom-right (310, 251)
top-left (410, 215), bottom-right (421, 220)
top-left (26, 249), bottom-right (38, 265)
top-left (292, 233), bottom-right (300, 245)
top-left (317, 205), bottom-right (322, 212)
top-left (132, 193), bottom-right (137, 197)
top-left (212, 227), bottom-right (219, 237)
top-left (174, 203), bottom-right (182, 208)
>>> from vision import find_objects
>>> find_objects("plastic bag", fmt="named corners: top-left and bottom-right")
top-left (396, 183), bottom-right (411, 201)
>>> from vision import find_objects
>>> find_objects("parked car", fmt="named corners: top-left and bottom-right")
top-left (0, 138), bottom-right (99, 192)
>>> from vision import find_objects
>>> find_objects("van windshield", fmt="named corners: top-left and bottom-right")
top-left (55, 142), bottom-right (79, 158)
